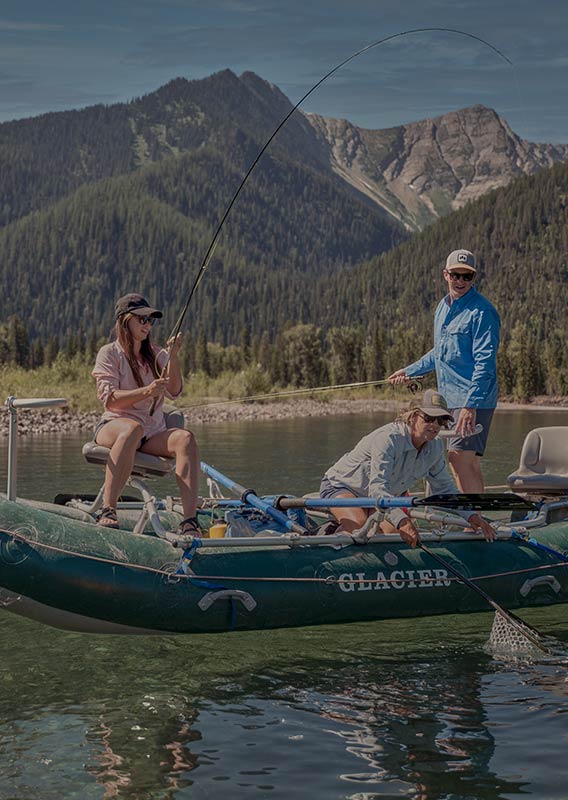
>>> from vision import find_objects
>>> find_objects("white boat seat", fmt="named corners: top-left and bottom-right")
top-left (82, 442), bottom-right (175, 477)
top-left (507, 426), bottom-right (568, 493)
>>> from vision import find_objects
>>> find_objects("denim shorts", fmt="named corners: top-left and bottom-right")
top-left (446, 407), bottom-right (495, 456)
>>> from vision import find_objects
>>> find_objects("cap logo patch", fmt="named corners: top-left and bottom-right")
top-left (457, 253), bottom-right (468, 263)
top-left (428, 392), bottom-right (448, 410)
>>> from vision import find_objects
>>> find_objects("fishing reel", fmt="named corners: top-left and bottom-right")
top-left (406, 377), bottom-right (423, 395)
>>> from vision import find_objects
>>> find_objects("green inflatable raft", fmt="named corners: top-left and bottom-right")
top-left (1, 491), bottom-right (567, 635)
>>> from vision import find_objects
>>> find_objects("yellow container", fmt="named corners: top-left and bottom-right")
top-left (209, 521), bottom-right (227, 539)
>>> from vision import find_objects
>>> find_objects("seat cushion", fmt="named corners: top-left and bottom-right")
top-left (507, 426), bottom-right (568, 493)
top-left (508, 473), bottom-right (568, 492)
top-left (82, 442), bottom-right (175, 477)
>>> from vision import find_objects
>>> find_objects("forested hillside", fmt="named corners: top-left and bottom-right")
top-left (0, 129), bottom-right (402, 343)
top-left (0, 70), bottom-right (342, 228)
top-left (2, 152), bottom-right (568, 399)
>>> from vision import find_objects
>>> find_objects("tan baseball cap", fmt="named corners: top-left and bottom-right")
top-left (410, 389), bottom-right (454, 421)
top-left (445, 249), bottom-right (476, 272)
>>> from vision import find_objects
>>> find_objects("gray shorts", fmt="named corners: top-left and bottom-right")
top-left (446, 407), bottom-right (495, 456)
top-left (320, 476), bottom-right (356, 499)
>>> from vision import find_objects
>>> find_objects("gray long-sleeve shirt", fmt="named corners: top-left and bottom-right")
top-left (324, 421), bottom-right (458, 527)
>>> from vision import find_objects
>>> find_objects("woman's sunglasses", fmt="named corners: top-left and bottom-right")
top-left (135, 315), bottom-right (157, 326)
top-left (446, 271), bottom-right (474, 282)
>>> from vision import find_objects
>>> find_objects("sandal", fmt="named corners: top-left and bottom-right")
top-left (177, 517), bottom-right (202, 538)
top-left (97, 506), bottom-right (119, 529)
top-left (320, 519), bottom-right (339, 536)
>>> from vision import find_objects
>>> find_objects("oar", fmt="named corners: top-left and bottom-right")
top-left (412, 493), bottom-right (536, 511)
top-left (275, 493), bottom-right (536, 512)
top-left (417, 542), bottom-right (549, 654)
top-left (200, 461), bottom-right (307, 534)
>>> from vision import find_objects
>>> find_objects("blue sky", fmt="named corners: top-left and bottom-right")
top-left (1, 0), bottom-right (567, 142)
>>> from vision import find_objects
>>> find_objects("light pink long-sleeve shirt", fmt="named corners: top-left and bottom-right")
top-left (92, 341), bottom-right (182, 439)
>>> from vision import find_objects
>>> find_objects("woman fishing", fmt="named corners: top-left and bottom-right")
top-left (320, 390), bottom-right (496, 547)
top-left (92, 293), bottom-right (200, 535)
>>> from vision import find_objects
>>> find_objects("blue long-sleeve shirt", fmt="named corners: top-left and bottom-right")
top-left (405, 287), bottom-right (500, 409)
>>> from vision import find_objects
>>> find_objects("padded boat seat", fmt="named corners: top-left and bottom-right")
top-left (507, 426), bottom-right (568, 493)
top-left (82, 442), bottom-right (175, 477)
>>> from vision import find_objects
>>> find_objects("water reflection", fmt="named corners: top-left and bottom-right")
top-left (0, 611), bottom-right (567, 798)
top-left (85, 699), bottom-right (199, 798)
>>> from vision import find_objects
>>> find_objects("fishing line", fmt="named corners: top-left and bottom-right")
top-left (184, 376), bottom-right (423, 410)
top-left (156, 28), bottom-right (515, 388)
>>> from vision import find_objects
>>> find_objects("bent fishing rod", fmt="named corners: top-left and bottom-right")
top-left (152, 28), bottom-right (514, 412)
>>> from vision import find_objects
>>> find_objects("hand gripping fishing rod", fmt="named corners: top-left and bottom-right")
top-left (152, 28), bottom-right (514, 414)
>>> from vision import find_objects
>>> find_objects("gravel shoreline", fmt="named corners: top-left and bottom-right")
top-left (1, 395), bottom-right (568, 437)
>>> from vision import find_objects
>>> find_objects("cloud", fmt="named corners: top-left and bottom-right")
top-left (0, 19), bottom-right (63, 31)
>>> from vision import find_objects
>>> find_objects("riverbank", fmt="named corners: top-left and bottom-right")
top-left (1, 395), bottom-right (568, 436)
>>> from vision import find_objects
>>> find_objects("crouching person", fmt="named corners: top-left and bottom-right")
top-left (320, 390), bottom-right (496, 547)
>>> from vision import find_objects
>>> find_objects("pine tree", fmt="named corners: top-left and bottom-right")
top-left (45, 335), bottom-right (60, 366)
top-left (269, 334), bottom-right (287, 386)
top-left (258, 331), bottom-right (271, 371)
top-left (6, 315), bottom-right (30, 367)
top-left (87, 329), bottom-right (99, 361)
top-left (239, 324), bottom-right (251, 367)
top-left (65, 332), bottom-right (77, 359)
top-left (195, 330), bottom-right (210, 375)
top-left (365, 328), bottom-right (385, 381)
top-left (30, 338), bottom-right (45, 368)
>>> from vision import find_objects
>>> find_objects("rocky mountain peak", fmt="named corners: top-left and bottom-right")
top-left (305, 104), bottom-right (568, 230)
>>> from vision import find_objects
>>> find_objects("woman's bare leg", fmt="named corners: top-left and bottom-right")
top-left (95, 418), bottom-right (144, 508)
top-left (142, 428), bottom-right (200, 519)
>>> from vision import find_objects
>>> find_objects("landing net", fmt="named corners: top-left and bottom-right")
top-left (488, 610), bottom-right (546, 656)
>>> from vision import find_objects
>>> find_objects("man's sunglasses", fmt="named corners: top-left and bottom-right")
top-left (135, 315), bottom-right (157, 326)
top-left (446, 271), bottom-right (474, 282)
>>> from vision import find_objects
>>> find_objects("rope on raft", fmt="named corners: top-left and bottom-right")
top-left (3, 529), bottom-right (568, 586)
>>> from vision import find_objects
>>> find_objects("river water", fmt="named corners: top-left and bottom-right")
top-left (0, 407), bottom-right (567, 799)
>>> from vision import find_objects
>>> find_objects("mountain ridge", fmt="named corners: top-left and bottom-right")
top-left (306, 103), bottom-right (568, 229)
top-left (1, 70), bottom-right (567, 233)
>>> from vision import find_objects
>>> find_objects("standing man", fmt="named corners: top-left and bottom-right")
top-left (389, 249), bottom-right (500, 492)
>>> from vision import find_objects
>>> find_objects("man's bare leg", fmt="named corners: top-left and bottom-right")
top-left (447, 450), bottom-right (484, 493)
top-left (328, 492), bottom-right (369, 533)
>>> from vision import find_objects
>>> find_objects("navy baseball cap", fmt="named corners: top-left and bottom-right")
top-left (115, 293), bottom-right (163, 319)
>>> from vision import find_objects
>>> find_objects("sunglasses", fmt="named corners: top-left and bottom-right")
top-left (446, 271), bottom-right (475, 282)
top-left (135, 315), bottom-right (157, 326)
top-left (418, 412), bottom-right (446, 425)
